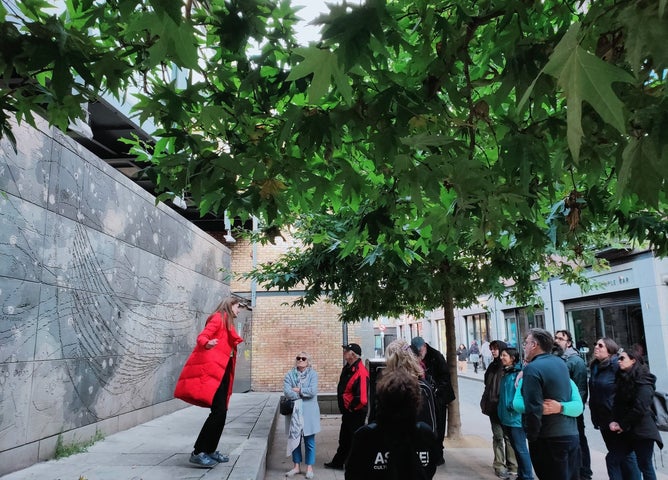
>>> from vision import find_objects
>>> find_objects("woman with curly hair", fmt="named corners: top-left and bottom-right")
top-left (609, 347), bottom-right (663, 479)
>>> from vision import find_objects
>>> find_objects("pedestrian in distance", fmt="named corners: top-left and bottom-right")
top-left (283, 351), bottom-right (321, 479)
top-left (521, 328), bottom-right (579, 480)
top-left (609, 346), bottom-right (664, 480)
top-left (411, 336), bottom-right (456, 466)
top-left (554, 330), bottom-right (593, 480)
top-left (589, 337), bottom-right (642, 480)
top-left (469, 339), bottom-right (481, 374)
top-left (497, 347), bottom-right (534, 480)
top-left (481, 339), bottom-right (518, 479)
top-left (456, 343), bottom-right (469, 373)
top-left (324, 343), bottom-right (369, 470)
top-left (345, 369), bottom-right (439, 480)
top-left (174, 297), bottom-right (245, 468)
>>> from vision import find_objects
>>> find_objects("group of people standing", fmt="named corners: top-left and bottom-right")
top-left (478, 328), bottom-right (663, 480)
top-left (172, 298), bottom-right (663, 480)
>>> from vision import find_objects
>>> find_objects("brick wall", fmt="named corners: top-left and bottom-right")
top-left (218, 235), bottom-right (369, 393)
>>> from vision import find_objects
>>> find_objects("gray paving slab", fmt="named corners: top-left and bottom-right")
top-left (1, 392), bottom-right (279, 480)
top-left (3, 375), bottom-right (667, 480)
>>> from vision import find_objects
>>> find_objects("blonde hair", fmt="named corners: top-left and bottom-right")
top-left (212, 297), bottom-right (240, 329)
top-left (385, 339), bottom-right (424, 379)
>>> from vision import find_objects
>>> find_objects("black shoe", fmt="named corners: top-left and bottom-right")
top-left (436, 456), bottom-right (445, 466)
top-left (324, 461), bottom-right (344, 470)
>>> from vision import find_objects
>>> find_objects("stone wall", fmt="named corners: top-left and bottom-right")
top-left (0, 119), bottom-right (231, 474)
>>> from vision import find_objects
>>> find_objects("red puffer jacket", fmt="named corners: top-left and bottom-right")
top-left (174, 312), bottom-right (243, 408)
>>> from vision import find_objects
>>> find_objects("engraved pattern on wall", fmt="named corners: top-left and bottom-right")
top-left (0, 120), bottom-right (230, 452)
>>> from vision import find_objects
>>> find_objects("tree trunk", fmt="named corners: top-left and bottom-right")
top-left (444, 285), bottom-right (463, 440)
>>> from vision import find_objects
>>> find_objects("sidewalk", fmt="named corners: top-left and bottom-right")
top-left (1, 392), bottom-right (279, 480)
top-left (3, 373), bottom-right (667, 480)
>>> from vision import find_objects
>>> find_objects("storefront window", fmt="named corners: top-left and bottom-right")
top-left (567, 300), bottom-right (645, 366)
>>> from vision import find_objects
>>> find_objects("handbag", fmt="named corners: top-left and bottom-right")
top-left (279, 395), bottom-right (295, 415)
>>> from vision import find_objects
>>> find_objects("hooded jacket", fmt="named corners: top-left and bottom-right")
top-left (612, 363), bottom-right (664, 449)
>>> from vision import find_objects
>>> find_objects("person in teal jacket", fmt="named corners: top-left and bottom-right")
top-left (498, 348), bottom-right (533, 480)
top-left (499, 348), bottom-right (585, 480)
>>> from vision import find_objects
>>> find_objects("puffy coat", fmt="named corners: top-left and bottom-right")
top-left (174, 312), bottom-right (243, 408)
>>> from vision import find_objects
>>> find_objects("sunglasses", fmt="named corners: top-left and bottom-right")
top-left (296, 356), bottom-right (308, 361)
top-left (595, 342), bottom-right (606, 348)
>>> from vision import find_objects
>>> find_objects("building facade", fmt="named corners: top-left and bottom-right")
top-left (401, 251), bottom-right (668, 391)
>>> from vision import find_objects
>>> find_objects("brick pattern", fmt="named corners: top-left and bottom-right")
top-left (220, 234), bottom-right (367, 393)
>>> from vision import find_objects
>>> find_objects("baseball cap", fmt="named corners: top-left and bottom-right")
top-left (342, 343), bottom-right (362, 356)
top-left (411, 336), bottom-right (426, 350)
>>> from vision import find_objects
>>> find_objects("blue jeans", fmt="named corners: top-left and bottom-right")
top-left (528, 435), bottom-right (579, 480)
top-left (503, 426), bottom-right (534, 480)
top-left (600, 429), bottom-right (642, 480)
top-left (291, 434), bottom-right (316, 465)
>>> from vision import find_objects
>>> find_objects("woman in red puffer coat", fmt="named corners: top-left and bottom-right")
top-left (174, 297), bottom-right (244, 467)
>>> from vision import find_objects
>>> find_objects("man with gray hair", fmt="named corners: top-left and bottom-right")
top-left (522, 328), bottom-right (579, 480)
top-left (554, 329), bottom-right (592, 480)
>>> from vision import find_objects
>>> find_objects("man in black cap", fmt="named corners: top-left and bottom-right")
top-left (411, 336), bottom-right (455, 466)
top-left (324, 343), bottom-right (369, 470)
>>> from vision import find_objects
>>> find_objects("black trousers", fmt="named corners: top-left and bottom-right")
top-left (193, 362), bottom-right (232, 454)
top-left (332, 410), bottom-right (367, 466)
top-left (435, 400), bottom-right (446, 457)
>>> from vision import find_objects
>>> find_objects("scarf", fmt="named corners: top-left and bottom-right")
top-left (286, 368), bottom-right (309, 456)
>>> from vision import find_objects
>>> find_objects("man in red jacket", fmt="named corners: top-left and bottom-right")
top-left (324, 343), bottom-right (369, 470)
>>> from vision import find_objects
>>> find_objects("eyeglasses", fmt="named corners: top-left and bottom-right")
top-left (296, 357), bottom-right (307, 361)
top-left (523, 340), bottom-right (535, 347)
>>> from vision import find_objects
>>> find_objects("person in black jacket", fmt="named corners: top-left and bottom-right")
top-left (554, 330), bottom-right (592, 480)
top-left (589, 337), bottom-right (641, 480)
top-left (324, 343), bottom-right (369, 470)
top-left (345, 369), bottom-right (438, 480)
top-left (609, 346), bottom-right (663, 480)
top-left (481, 340), bottom-right (518, 478)
top-left (411, 336), bottom-right (455, 466)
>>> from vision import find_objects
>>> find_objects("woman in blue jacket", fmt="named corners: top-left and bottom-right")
top-left (497, 347), bottom-right (533, 480)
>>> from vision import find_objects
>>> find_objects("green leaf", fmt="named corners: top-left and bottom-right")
top-left (286, 47), bottom-right (351, 105)
top-left (619, 137), bottom-right (662, 207)
top-left (543, 23), bottom-right (635, 161)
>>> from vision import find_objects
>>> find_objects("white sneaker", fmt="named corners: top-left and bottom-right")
top-left (285, 467), bottom-right (300, 477)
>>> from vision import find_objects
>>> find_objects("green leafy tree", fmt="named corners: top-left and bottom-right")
top-left (2, 0), bottom-right (667, 437)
